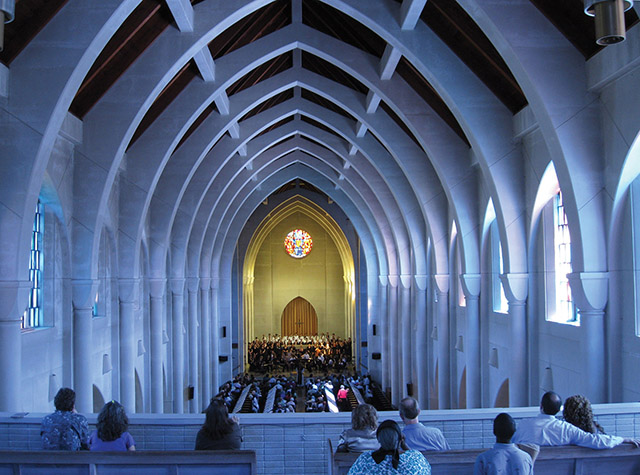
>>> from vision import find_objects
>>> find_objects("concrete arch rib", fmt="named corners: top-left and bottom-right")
top-left (326, 0), bottom-right (525, 273)
top-left (69, 0), bottom-right (274, 281)
top-left (186, 136), bottom-right (392, 280)
top-left (170, 100), bottom-right (413, 281)
top-left (178, 127), bottom-right (396, 280)
top-left (457, 0), bottom-right (606, 272)
top-left (0, 0), bottom-right (138, 280)
top-left (208, 158), bottom-right (383, 281)
top-left (116, 21), bottom-right (458, 281)
top-left (202, 160), bottom-right (386, 384)
top-left (161, 91), bottom-right (426, 281)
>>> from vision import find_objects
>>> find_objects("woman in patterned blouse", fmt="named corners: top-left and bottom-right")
top-left (348, 419), bottom-right (431, 474)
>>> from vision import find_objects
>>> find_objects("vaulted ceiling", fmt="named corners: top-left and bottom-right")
top-left (3, 0), bottom-right (638, 279)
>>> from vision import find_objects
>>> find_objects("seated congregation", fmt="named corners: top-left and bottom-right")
top-left (37, 386), bottom-right (640, 475)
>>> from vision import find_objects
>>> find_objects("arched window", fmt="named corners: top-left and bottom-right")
top-left (490, 221), bottom-right (508, 313)
top-left (23, 200), bottom-right (44, 329)
top-left (545, 191), bottom-right (577, 324)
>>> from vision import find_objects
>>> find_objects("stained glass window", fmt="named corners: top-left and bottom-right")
top-left (23, 200), bottom-right (43, 329)
top-left (553, 191), bottom-right (577, 323)
top-left (284, 229), bottom-right (313, 258)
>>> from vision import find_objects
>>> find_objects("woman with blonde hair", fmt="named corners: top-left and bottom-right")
top-left (336, 403), bottom-right (380, 452)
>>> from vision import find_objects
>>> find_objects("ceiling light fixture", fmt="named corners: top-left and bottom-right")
top-left (0, 0), bottom-right (15, 52)
top-left (584, 0), bottom-right (633, 45)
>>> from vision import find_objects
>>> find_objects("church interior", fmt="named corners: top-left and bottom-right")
top-left (1, 1), bottom-right (640, 469)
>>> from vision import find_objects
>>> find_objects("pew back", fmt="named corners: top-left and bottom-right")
top-left (0, 449), bottom-right (257, 475)
top-left (330, 444), bottom-right (640, 475)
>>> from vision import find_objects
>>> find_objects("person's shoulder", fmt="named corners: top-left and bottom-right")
top-left (71, 412), bottom-right (88, 423)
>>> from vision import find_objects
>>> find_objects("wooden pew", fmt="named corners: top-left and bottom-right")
top-left (0, 449), bottom-right (257, 475)
top-left (329, 442), bottom-right (640, 474)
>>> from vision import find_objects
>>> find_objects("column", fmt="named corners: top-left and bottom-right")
top-left (148, 278), bottom-right (165, 413)
top-left (413, 275), bottom-right (428, 409)
top-left (378, 276), bottom-right (389, 393)
top-left (400, 275), bottom-right (412, 399)
top-left (118, 278), bottom-right (138, 414)
top-left (72, 279), bottom-right (97, 413)
top-left (433, 274), bottom-right (450, 409)
top-left (460, 274), bottom-right (481, 408)
top-left (388, 275), bottom-right (399, 406)
top-left (171, 278), bottom-right (185, 413)
top-left (568, 272), bottom-right (608, 403)
top-left (0, 280), bottom-right (30, 411)
top-left (500, 273), bottom-right (528, 407)
top-left (210, 278), bottom-right (220, 393)
top-left (200, 277), bottom-right (211, 408)
top-left (187, 277), bottom-right (199, 413)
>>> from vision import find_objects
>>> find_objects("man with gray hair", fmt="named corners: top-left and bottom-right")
top-left (399, 396), bottom-right (450, 451)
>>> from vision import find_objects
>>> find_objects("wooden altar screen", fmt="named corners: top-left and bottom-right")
top-left (281, 297), bottom-right (318, 336)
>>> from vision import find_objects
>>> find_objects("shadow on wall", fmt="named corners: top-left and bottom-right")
top-left (93, 384), bottom-right (105, 413)
top-left (494, 378), bottom-right (509, 408)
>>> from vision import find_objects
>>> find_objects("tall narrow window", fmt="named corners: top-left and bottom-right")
top-left (552, 192), bottom-right (577, 323)
top-left (23, 201), bottom-right (44, 329)
top-left (491, 221), bottom-right (508, 313)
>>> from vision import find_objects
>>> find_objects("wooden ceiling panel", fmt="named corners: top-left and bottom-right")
top-left (302, 0), bottom-right (386, 58)
top-left (396, 57), bottom-right (469, 146)
top-left (530, 0), bottom-right (639, 59)
top-left (128, 59), bottom-right (199, 147)
top-left (208, 0), bottom-right (291, 59)
top-left (417, 0), bottom-right (527, 114)
top-left (175, 101), bottom-right (219, 151)
top-left (301, 88), bottom-right (356, 122)
top-left (302, 51), bottom-right (368, 95)
top-left (254, 115), bottom-right (294, 139)
top-left (0, 0), bottom-right (68, 66)
top-left (70, 0), bottom-right (173, 118)
top-left (226, 51), bottom-right (293, 97)
top-left (301, 114), bottom-right (342, 139)
top-left (240, 88), bottom-right (294, 122)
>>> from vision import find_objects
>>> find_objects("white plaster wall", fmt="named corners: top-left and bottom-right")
top-left (253, 212), bottom-right (346, 338)
top-left (616, 188), bottom-right (640, 401)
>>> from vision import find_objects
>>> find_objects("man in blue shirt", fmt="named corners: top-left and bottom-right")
top-left (512, 391), bottom-right (639, 449)
top-left (399, 397), bottom-right (450, 451)
top-left (41, 388), bottom-right (89, 450)
top-left (474, 413), bottom-right (533, 474)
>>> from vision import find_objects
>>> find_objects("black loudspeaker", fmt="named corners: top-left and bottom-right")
top-left (373, 324), bottom-right (377, 336)
top-left (222, 326), bottom-right (227, 338)
top-left (187, 386), bottom-right (194, 400)
top-left (372, 352), bottom-right (381, 360)
top-left (407, 383), bottom-right (414, 396)
top-left (218, 355), bottom-right (228, 362)
top-left (361, 341), bottom-right (368, 347)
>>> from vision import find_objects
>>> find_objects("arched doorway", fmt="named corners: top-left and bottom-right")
top-left (281, 297), bottom-right (318, 336)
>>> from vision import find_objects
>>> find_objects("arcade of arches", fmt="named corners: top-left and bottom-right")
top-left (1, 1), bottom-right (640, 416)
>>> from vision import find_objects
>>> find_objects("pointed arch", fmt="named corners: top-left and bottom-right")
top-left (281, 297), bottom-right (318, 336)
top-left (243, 195), bottom-right (356, 354)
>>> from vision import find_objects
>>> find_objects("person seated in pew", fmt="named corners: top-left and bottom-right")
top-left (41, 387), bottom-right (90, 451)
top-left (195, 398), bottom-right (242, 450)
top-left (348, 419), bottom-right (431, 474)
top-left (337, 403), bottom-right (380, 453)
top-left (512, 391), bottom-right (640, 449)
top-left (474, 413), bottom-right (533, 475)
top-left (399, 397), bottom-right (450, 451)
top-left (563, 394), bottom-right (606, 434)
top-left (89, 401), bottom-right (136, 451)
